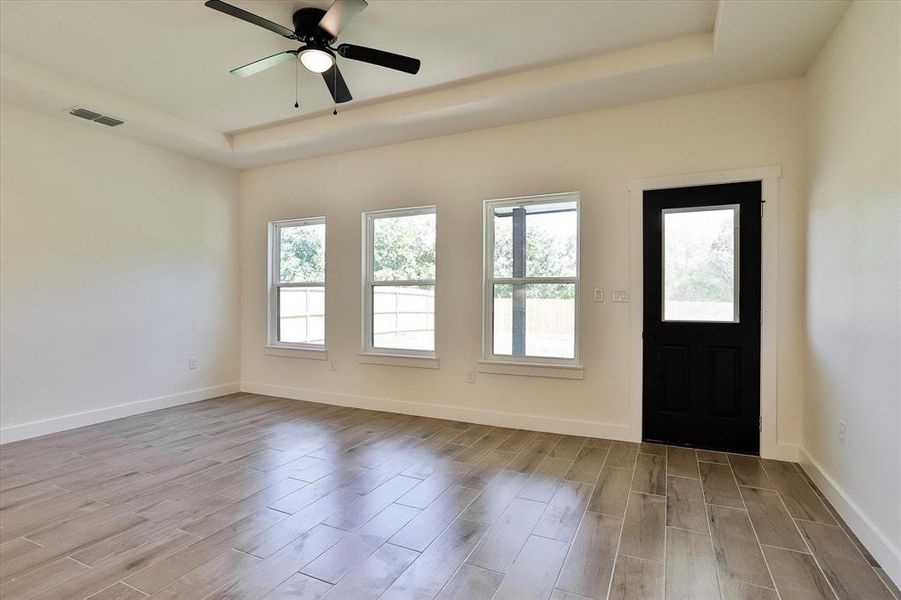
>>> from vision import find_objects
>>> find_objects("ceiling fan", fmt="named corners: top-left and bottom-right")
top-left (205, 0), bottom-right (421, 105)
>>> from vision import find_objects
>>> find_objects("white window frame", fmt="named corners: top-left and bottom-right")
top-left (661, 204), bottom-right (740, 323)
top-left (268, 217), bottom-right (326, 351)
top-left (362, 205), bottom-right (437, 358)
top-left (482, 192), bottom-right (581, 367)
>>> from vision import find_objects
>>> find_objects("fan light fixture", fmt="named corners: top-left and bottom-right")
top-left (299, 47), bottom-right (334, 73)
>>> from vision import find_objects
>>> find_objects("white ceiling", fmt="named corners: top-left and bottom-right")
top-left (0, 0), bottom-right (848, 168)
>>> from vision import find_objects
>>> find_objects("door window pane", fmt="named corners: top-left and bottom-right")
top-left (663, 206), bottom-right (738, 322)
top-left (279, 223), bottom-right (325, 283)
top-left (493, 283), bottom-right (576, 359)
top-left (372, 285), bottom-right (434, 351)
top-left (278, 286), bottom-right (325, 344)
top-left (372, 213), bottom-right (436, 281)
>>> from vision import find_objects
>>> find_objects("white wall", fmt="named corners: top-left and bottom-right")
top-left (803, 0), bottom-right (901, 583)
top-left (0, 104), bottom-right (241, 442)
top-left (240, 78), bottom-right (808, 454)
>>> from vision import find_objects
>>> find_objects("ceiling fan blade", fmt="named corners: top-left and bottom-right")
top-left (321, 64), bottom-right (353, 103)
top-left (318, 0), bottom-right (368, 38)
top-left (337, 44), bottom-right (420, 74)
top-left (230, 51), bottom-right (297, 77)
top-left (205, 0), bottom-right (296, 39)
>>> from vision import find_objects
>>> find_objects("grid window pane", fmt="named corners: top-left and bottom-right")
top-left (372, 213), bottom-right (436, 281)
top-left (492, 202), bottom-right (577, 279)
top-left (278, 286), bottom-right (325, 344)
top-left (493, 283), bottom-right (575, 359)
top-left (663, 207), bottom-right (737, 322)
top-left (372, 285), bottom-right (434, 351)
top-left (493, 211), bottom-right (513, 278)
top-left (279, 223), bottom-right (325, 284)
top-left (526, 204), bottom-right (577, 277)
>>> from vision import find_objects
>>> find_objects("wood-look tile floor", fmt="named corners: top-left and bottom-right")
top-left (1, 393), bottom-right (897, 600)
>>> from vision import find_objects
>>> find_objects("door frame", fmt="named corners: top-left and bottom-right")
top-left (628, 165), bottom-right (792, 460)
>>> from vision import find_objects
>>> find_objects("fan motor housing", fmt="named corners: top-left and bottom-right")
top-left (293, 7), bottom-right (333, 43)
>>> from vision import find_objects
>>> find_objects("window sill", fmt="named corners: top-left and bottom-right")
top-left (264, 346), bottom-right (328, 361)
top-left (357, 353), bottom-right (439, 369)
top-left (476, 360), bottom-right (583, 380)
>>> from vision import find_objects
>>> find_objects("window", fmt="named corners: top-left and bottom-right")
top-left (269, 218), bottom-right (326, 349)
top-left (662, 205), bottom-right (739, 322)
top-left (363, 206), bottom-right (436, 355)
top-left (484, 193), bottom-right (580, 364)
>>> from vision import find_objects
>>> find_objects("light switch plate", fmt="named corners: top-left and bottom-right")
top-left (593, 288), bottom-right (604, 302)
top-left (612, 288), bottom-right (630, 303)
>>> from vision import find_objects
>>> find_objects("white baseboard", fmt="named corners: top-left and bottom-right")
top-left (799, 447), bottom-right (901, 588)
top-left (0, 382), bottom-right (241, 444)
top-left (240, 381), bottom-right (636, 442)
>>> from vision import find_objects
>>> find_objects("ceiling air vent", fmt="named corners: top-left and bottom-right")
top-left (68, 107), bottom-right (125, 127)
top-left (94, 116), bottom-right (124, 127)
top-left (70, 108), bottom-right (102, 121)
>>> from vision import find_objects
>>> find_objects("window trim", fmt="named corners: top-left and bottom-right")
top-left (268, 217), bottom-right (327, 352)
top-left (482, 192), bottom-right (581, 367)
top-left (361, 205), bottom-right (438, 358)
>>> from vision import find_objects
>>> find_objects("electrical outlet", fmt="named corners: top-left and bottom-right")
top-left (593, 288), bottom-right (604, 302)
top-left (329, 360), bottom-right (337, 371)
top-left (465, 370), bottom-right (475, 384)
top-left (189, 356), bottom-right (198, 370)
top-left (838, 420), bottom-right (846, 447)
top-left (612, 288), bottom-right (630, 303)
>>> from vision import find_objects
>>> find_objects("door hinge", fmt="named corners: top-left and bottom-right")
top-left (759, 417), bottom-right (763, 433)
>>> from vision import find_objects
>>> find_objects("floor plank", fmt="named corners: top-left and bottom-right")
top-left (796, 520), bottom-right (894, 600)
top-left (467, 497), bottom-right (546, 572)
top-left (517, 456), bottom-right (572, 503)
top-left (762, 545), bottom-right (835, 600)
top-left (435, 564), bottom-right (504, 600)
top-left (565, 446), bottom-right (609, 484)
top-left (707, 504), bottom-right (775, 590)
top-left (390, 485), bottom-right (479, 551)
top-left (380, 518), bottom-right (490, 600)
top-left (532, 480), bottom-right (592, 542)
top-left (665, 527), bottom-right (721, 600)
top-left (556, 510), bottom-right (622, 598)
top-left (631, 454), bottom-right (666, 496)
top-left (699, 461), bottom-right (743, 508)
top-left (609, 555), bottom-right (664, 600)
top-left (301, 503), bottom-right (419, 584)
top-left (739, 485), bottom-right (807, 552)
top-left (760, 461), bottom-right (835, 524)
top-left (321, 542), bottom-right (419, 600)
top-left (666, 447), bottom-right (699, 480)
top-left (618, 492), bottom-right (665, 562)
top-left (586, 467), bottom-right (632, 516)
top-left (665, 475), bottom-right (708, 533)
top-left (493, 534), bottom-right (570, 600)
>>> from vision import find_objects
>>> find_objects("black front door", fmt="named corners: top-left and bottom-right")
top-left (642, 182), bottom-right (761, 454)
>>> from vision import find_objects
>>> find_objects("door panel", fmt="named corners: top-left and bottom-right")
top-left (642, 182), bottom-right (761, 454)
top-left (660, 345), bottom-right (689, 412)
top-left (709, 347), bottom-right (740, 417)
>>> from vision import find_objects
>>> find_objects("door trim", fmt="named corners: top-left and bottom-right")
top-left (628, 165), bottom-right (794, 460)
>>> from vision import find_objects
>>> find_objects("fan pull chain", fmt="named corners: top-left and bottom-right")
top-left (333, 64), bottom-right (338, 116)
top-left (294, 58), bottom-right (300, 109)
